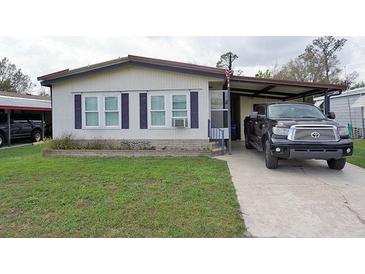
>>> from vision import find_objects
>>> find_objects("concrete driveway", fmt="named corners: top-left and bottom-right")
top-left (216, 142), bottom-right (365, 237)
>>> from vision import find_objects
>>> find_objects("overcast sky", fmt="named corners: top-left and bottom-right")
top-left (1, 36), bottom-right (365, 93)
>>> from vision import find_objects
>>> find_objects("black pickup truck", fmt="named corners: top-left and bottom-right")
top-left (244, 103), bottom-right (353, 170)
top-left (0, 119), bottom-right (43, 147)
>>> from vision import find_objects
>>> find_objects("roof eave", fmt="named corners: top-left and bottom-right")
top-left (39, 60), bottom-right (225, 86)
top-left (37, 55), bottom-right (347, 92)
top-left (230, 76), bottom-right (346, 91)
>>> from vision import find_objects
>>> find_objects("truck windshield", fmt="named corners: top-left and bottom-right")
top-left (268, 104), bottom-right (325, 119)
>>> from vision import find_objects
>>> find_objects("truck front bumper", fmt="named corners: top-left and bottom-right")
top-left (270, 138), bottom-right (353, 160)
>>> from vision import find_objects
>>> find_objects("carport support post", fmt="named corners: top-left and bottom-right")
top-left (361, 106), bottom-right (365, 139)
top-left (7, 109), bottom-right (11, 146)
top-left (41, 111), bottom-right (45, 140)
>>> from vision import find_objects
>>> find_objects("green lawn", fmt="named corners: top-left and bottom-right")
top-left (348, 139), bottom-right (365, 169)
top-left (0, 145), bottom-right (245, 237)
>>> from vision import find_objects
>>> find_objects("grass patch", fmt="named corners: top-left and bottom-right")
top-left (348, 139), bottom-right (365, 169)
top-left (0, 145), bottom-right (245, 237)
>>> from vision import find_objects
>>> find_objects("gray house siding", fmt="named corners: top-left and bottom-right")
top-left (330, 95), bottom-right (363, 128)
top-left (315, 87), bottom-right (365, 138)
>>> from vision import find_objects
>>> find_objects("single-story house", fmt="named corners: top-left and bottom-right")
top-left (314, 87), bottom-right (365, 138)
top-left (0, 91), bottom-right (52, 145)
top-left (38, 55), bottom-right (346, 151)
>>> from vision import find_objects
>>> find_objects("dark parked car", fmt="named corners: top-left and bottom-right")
top-left (244, 103), bottom-right (353, 170)
top-left (0, 117), bottom-right (43, 147)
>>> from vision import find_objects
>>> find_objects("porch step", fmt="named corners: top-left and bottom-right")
top-left (209, 141), bottom-right (224, 150)
top-left (210, 142), bottom-right (227, 156)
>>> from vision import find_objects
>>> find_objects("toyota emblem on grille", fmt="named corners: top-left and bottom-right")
top-left (311, 131), bottom-right (321, 138)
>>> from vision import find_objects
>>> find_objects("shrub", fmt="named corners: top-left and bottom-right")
top-left (45, 135), bottom-right (156, 150)
top-left (46, 135), bottom-right (79, 150)
top-left (120, 140), bottom-right (155, 150)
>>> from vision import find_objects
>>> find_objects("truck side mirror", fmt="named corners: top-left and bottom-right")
top-left (327, 112), bottom-right (336, 119)
top-left (250, 111), bottom-right (258, 119)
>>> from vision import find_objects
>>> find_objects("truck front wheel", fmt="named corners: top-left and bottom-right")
top-left (0, 133), bottom-right (4, 147)
top-left (264, 140), bottom-right (278, 169)
top-left (32, 130), bottom-right (42, 142)
top-left (327, 158), bottom-right (346, 170)
top-left (244, 134), bottom-right (253, 149)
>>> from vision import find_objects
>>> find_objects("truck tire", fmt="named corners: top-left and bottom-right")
top-left (31, 129), bottom-right (42, 142)
top-left (0, 133), bottom-right (4, 147)
top-left (244, 134), bottom-right (253, 149)
top-left (327, 158), bottom-right (346, 170)
top-left (264, 140), bottom-right (278, 169)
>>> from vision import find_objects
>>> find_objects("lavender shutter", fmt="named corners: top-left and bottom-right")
top-left (121, 93), bottom-right (129, 129)
top-left (139, 93), bottom-right (147, 129)
top-left (74, 94), bottom-right (82, 129)
top-left (190, 91), bottom-right (199, 128)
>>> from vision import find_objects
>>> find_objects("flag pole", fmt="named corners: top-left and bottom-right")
top-left (227, 54), bottom-right (232, 155)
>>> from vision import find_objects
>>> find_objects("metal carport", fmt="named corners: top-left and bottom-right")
top-left (229, 76), bottom-right (346, 112)
top-left (220, 76), bottom-right (347, 153)
top-left (0, 91), bottom-right (51, 146)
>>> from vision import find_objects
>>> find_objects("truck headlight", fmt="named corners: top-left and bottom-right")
top-left (272, 126), bottom-right (289, 136)
top-left (338, 127), bottom-right (349, 138)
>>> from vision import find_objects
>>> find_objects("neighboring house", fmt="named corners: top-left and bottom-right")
top-left (38, 55), bottom-right (346, 150)
top-left (314, 87), bottom-right (365, 138)
top-left (0, 91), bottom-right (52, 145)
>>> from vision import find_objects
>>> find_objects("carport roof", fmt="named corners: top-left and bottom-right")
top-left (229, 76), bottom-right (345, 101)
top-left (38, 55), bottom-right (346, 99)
top-left (0, 91), bottom-right (51, 111)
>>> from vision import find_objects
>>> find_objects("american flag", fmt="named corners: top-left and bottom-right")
top-left (225, 69), bottom-right (233, 80)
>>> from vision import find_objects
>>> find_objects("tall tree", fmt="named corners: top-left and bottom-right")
top-left (311, 36), bottom-right (346, 82)
top-left (38, 87), bottom-right (50, 97)
top-left (343, 71), bottom-right (359, 89)
top-left (349, 80), bottom-right (365, 90)
top-left (0, 57), bottom-right (34, 93)
top-left (274, 36), bottom-right (349, 84)
top-left (255, 69), bottom-right (272, 79)
top-left (216, 52), bottom-right (241, 75)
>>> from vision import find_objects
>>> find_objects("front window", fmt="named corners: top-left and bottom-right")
top-left (150, 95), bottom-right (166, 126)
top-left (172, 95), bottom-right (187, 118)
top-left (104, 96), bottom-right (119, 126)
top-left (210, 92), bottom-right (226, 109)
top-left (83, 94), bottom-right (121, 128)
top-left (85, 97), bottom-right (99, 126)
top-left (210, 91), bottom-right (228, 128)
top-left (268, 104), bottom-right (325, 119)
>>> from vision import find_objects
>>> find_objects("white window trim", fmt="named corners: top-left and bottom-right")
top-left (148, 94), bottom-right (167, 128)
top-left (171, 93), bottom-right (190, 128)
top-left (82, 93), bottom-right (121, 129)
top-left (209, 90), bottom-right (228, 111)
top-left (104, 95), bottom-right (121, 128)
top-left (210, 90), bottom-right (228, 129)
top-left (83, 95), bottom-right (100, 129)
top-left (147, 91), bottom-right (190, 129)
top-left (171, 94), bottom-right (189, 118)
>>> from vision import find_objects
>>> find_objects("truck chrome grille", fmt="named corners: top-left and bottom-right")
top-left (288, 125), bottom-right (339, 142)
